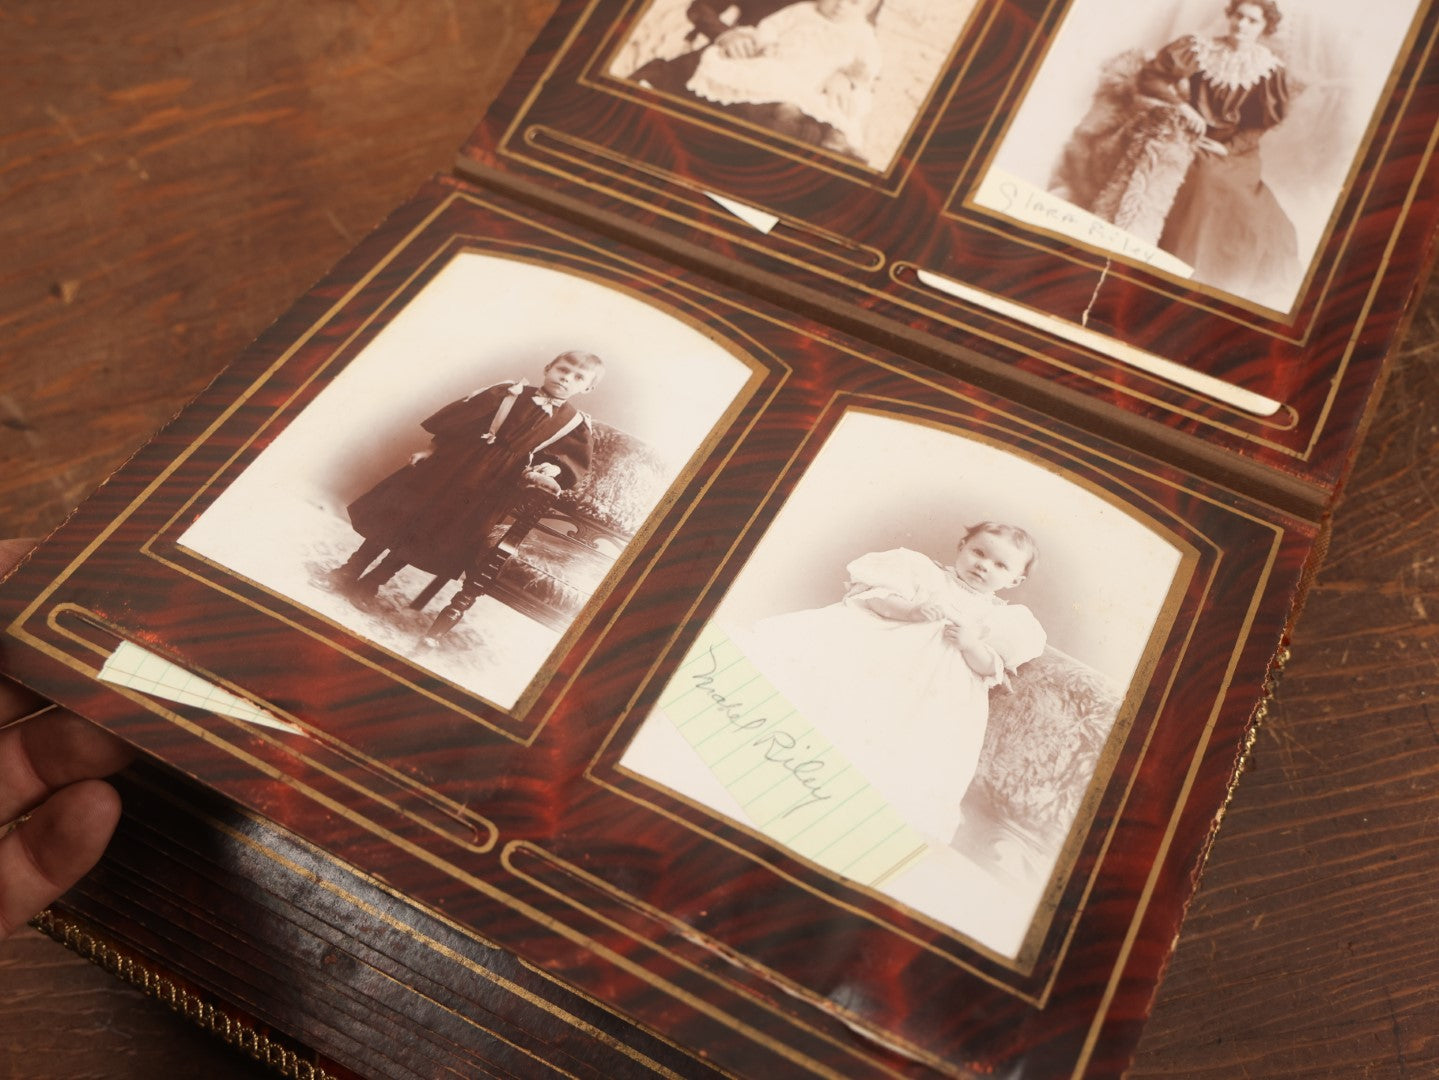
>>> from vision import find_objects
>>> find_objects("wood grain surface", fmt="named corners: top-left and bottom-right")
top-left (1, 1), bottom-right (1435, 1077)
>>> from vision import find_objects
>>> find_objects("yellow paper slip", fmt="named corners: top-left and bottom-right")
top-left (657, 624), bottom-right (928, 887)
top-left (98, 640), bottom-right (304, 735)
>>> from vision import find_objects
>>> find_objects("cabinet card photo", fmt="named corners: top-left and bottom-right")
top-left (180, 252), bottom-right (752, 711)
top-left (622, 409), bottom-right (1185, 958)
top-left (973, 0), bottom-right (1422, 313)
top-left (610, 0), bottom-right (977, 171)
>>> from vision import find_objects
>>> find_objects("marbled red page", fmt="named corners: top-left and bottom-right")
top-left (459, 0), bottom-right (1439, 491)
top-left (0, 178), bottom-right (1314, 1077)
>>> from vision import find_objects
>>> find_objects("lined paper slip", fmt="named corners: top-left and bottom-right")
top-left (98, 641), bottom-right (304, 735)
top-left (657, 624), bottom-right (927, 887)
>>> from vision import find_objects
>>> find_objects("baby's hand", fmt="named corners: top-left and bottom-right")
top-left (943, 622), bottom-right (977, 649)
top-left (715, 27), bottom-right (762, 58)
top-left (913, 601), bottom-right (946, 622)
top-left (408, 448), bottom-right (433, 466)
top-left (822, 73), bottom-right (855, 111)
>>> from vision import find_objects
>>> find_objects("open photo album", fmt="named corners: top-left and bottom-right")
top-left (4, 0), bottom-right (1438, 1075)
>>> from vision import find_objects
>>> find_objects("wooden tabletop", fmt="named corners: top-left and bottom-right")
top-left (2, 2), bottom-right (1436, 1076)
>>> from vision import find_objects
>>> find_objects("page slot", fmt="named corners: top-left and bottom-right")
top-left (46, 603), bottom-right (500, 854)
top-left (903, 265), bottom-right (1287, 420)
top-left (518, 125), bottom-right (886, 272)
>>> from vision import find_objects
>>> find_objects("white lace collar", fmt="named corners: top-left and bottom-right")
top-left (1191, 35), bottom-right (1280, 91)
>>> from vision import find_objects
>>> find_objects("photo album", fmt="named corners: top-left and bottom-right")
top-left (3, 0), bottom-right (1437, 1076)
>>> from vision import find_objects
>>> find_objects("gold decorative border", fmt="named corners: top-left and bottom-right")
top-left (503, 840), bottom-right (950, 1080)
top-left (581, 390), bottom-right (1237, 999)
top-left (523, 127), bottom-right (887, 271)
top-left (885, 262), bottom-right (1304, 433)
top-left (30, 908), bottom-right (339, 1080)
top-left (44, 601), bottom-right (500, 855)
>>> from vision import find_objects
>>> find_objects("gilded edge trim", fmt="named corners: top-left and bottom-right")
top-left (1221, 643), bottom-right (1291, 819)
top-left (503, 841), bottom-right (971, 1080)
top-left (29, 908), bottom-right (337, 1080)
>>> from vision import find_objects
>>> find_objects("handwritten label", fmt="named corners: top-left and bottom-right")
top-left (973, 168), bottom-right (1193, 278)
top-left (656, 625), bottom-right (927, 886)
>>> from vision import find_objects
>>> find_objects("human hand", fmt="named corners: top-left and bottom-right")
top-left (715, 27), bottom-right (762, 58)
top-left (913, 600), bottom-right (946, 622)
top-left (822, 72), bottom-right (855, 113)
top-left (521, 468), bottom-right (562, 495)
top-left (0, 540), bottom-right (134, 939)
top-left (1176, 102), bottom-right (1207, 137)
top-left (408, 447), bottom-right (433, 466)
top-left (943, 622), bottom-right (977, 650)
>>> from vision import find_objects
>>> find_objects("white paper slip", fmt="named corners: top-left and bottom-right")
top-left (704, 192), bottom-right (780, 235)
top-left (657, 624), bottom-right (928, 887)
top-left (98, 641), bottom-right (305, 735)
top-left (972, 167), bottom-right (1194, 278)
top-left (914, 268), bottom-right (1284, 418)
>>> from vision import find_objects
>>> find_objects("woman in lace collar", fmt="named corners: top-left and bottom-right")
top-left (1139, 0), bottom-right (1299, 306)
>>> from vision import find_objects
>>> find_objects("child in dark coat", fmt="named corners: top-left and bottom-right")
top-left (325, 351), bottom-right (602, 606)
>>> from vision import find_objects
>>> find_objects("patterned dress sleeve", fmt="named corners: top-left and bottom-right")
top-left (981, 603), bottom-right (1047, 675)
top-left (1227, 65), bottom-right (1288, 153)
top-left (1137, 36), bottom-right (1199, 105)
top-left (840, 548), bottom-right (933, 605)
top-left (419, 382), bottom-right (511, 438)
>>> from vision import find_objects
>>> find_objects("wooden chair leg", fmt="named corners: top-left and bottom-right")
top-left (417, 539), bottom-right (518, 646)
top-left (409, 575), bottom-right (450, 611)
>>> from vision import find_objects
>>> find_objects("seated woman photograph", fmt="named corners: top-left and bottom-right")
top-left (1051, 0), bottom-right (1299, 308)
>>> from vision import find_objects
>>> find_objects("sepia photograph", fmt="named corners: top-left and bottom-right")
top-left (622, 411), bottom-right (1184, 957)
top-left (974, 0), bottom-right (1422, 312)
top-left (180, 252), bottom-right (752, 711)
top-left (609, 0), bottom-right (976, 171)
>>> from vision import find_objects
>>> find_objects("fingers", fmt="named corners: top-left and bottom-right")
top-left (0, 537), bottom-right (37, 573)
top-left (0, 537), bottom-right (131, 937)
top-left (0, 710), bottom-right (134, 826)
top-left (716, 28), bottom-right (759, 57)
top-left (0, 779), bottom-right (122, 939)
top-left (0, 677), bottom-right (50, 725)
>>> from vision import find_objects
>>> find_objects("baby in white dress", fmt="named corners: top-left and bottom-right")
top-left (746, 523), bottom-right (1046, 843)
top-left (685, 0), bottom-right (882, 154)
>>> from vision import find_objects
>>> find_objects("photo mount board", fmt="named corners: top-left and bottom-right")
top-left (458, 0), bottom-right (1439, 490)
top-left (0, 179), bottom-right (1316, 1077)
